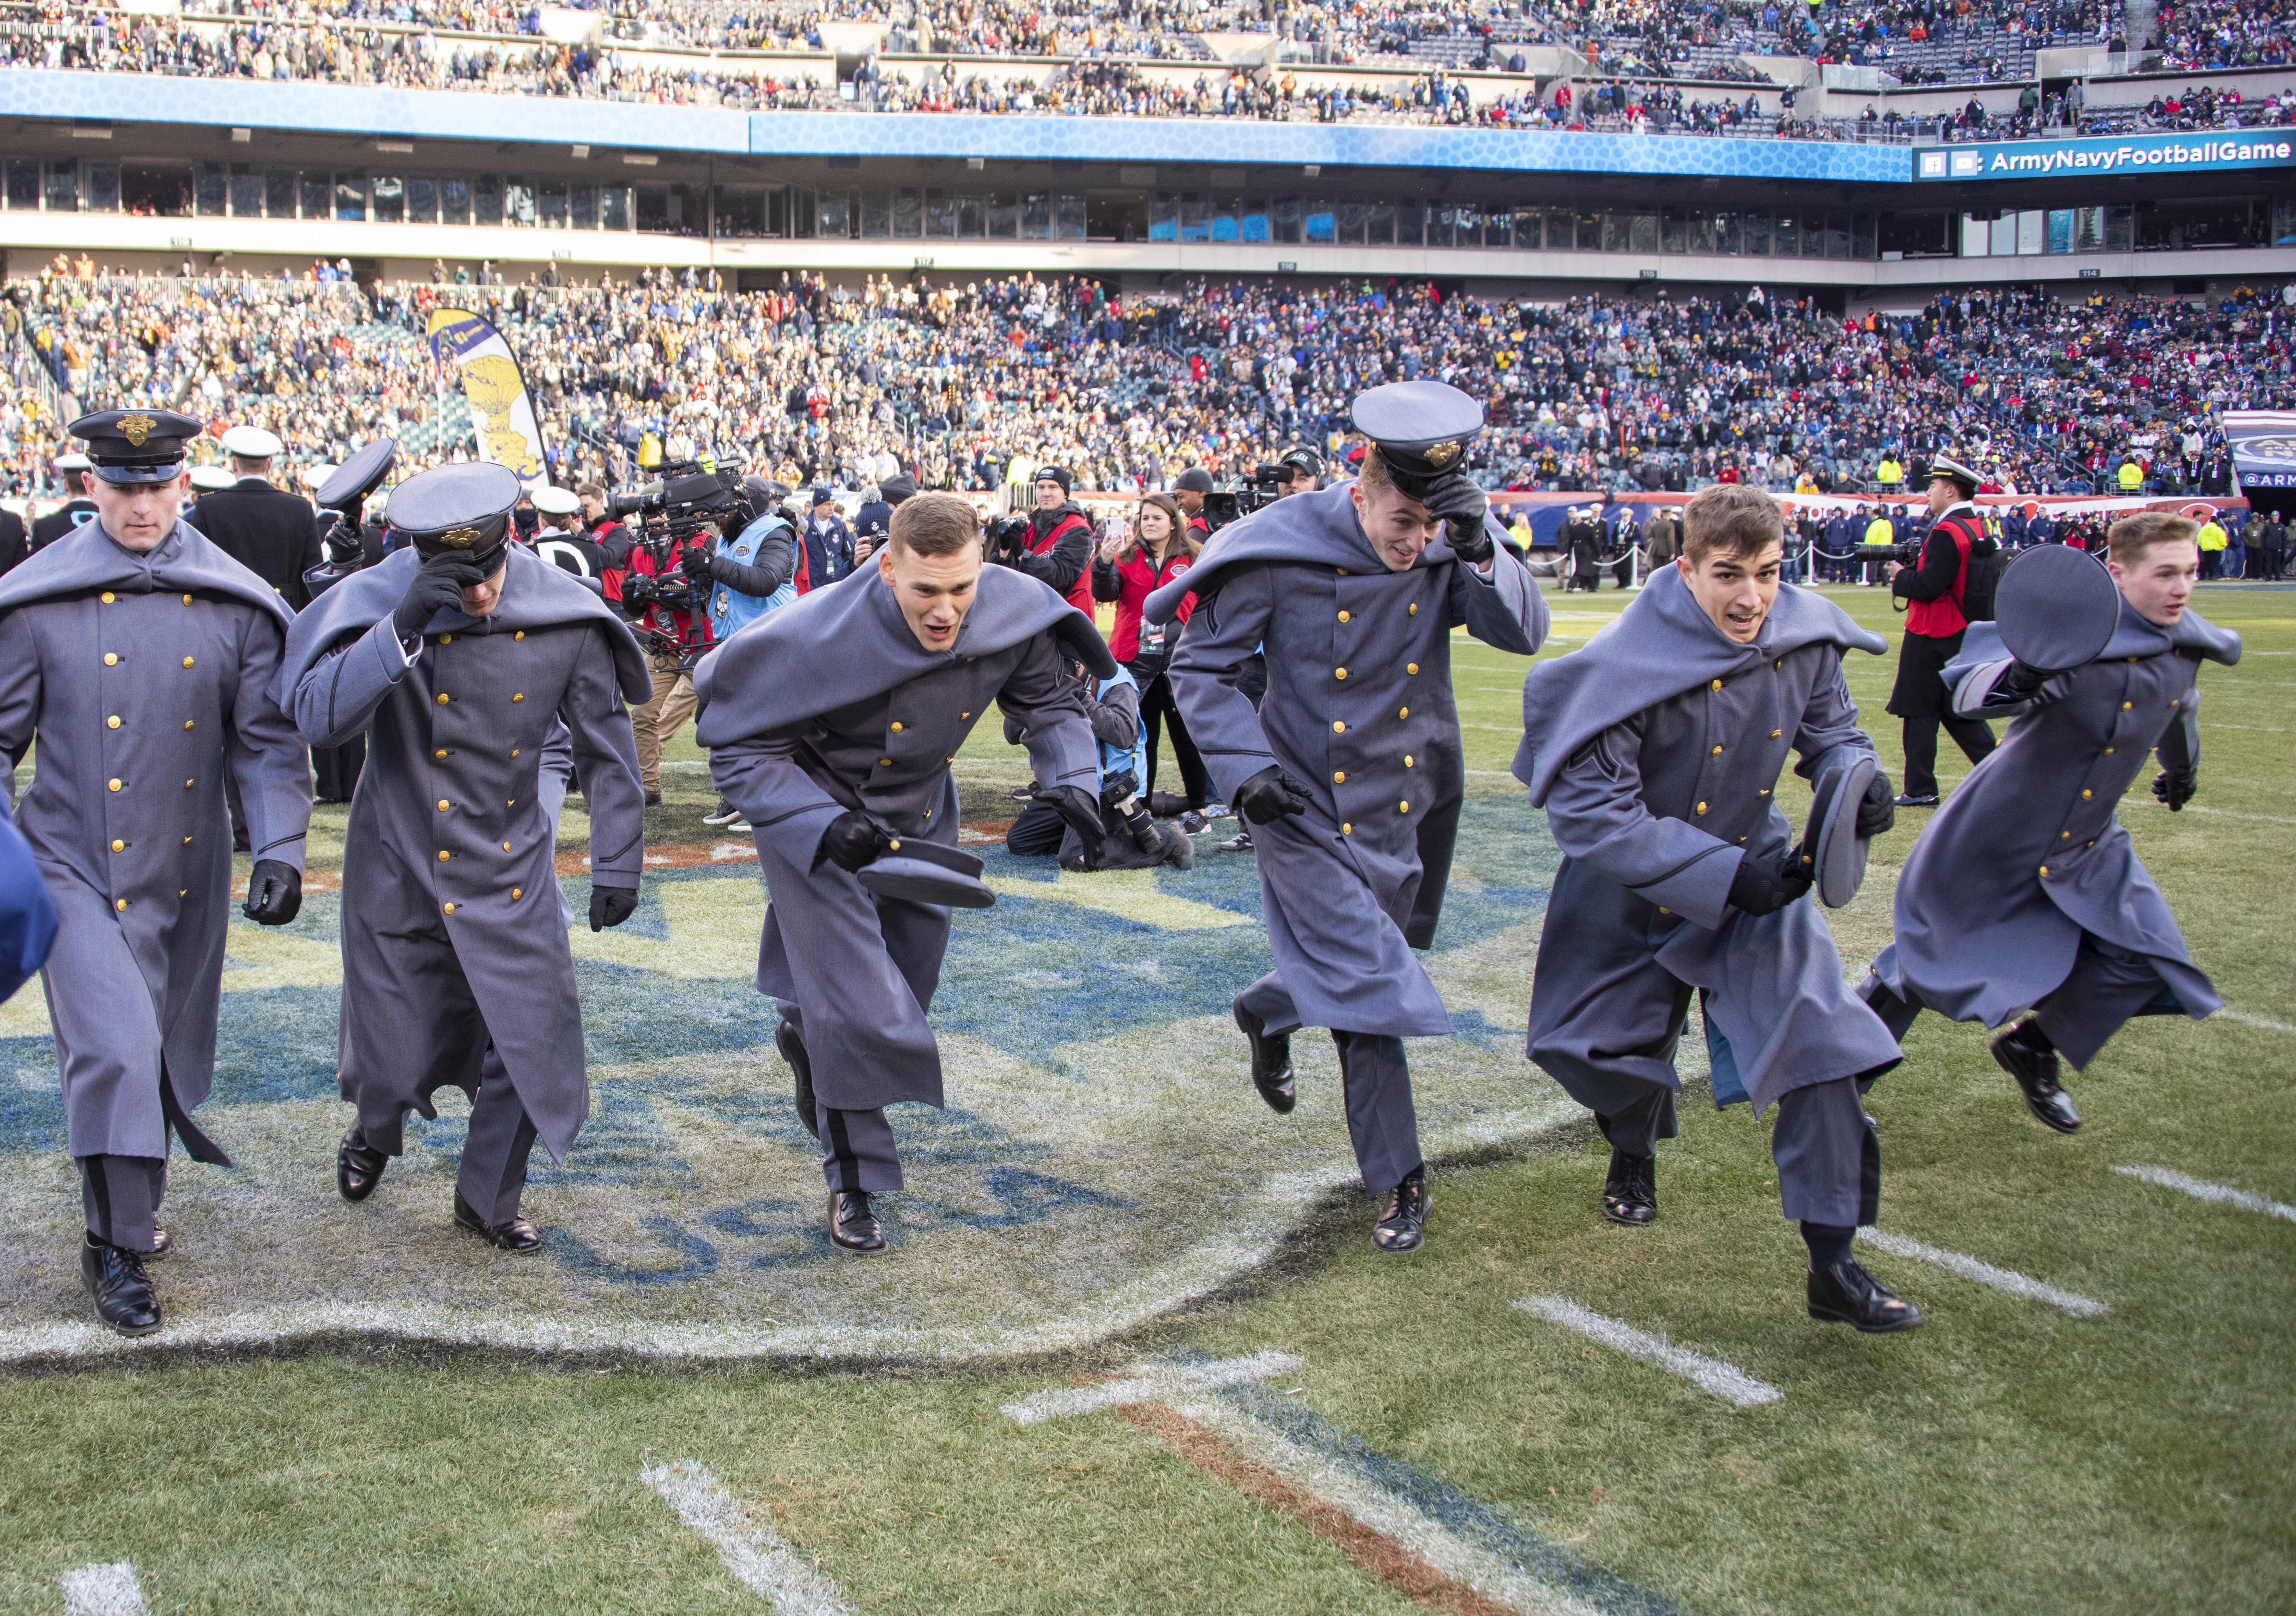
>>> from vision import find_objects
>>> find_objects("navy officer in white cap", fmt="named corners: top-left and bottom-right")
top-left (30, 450), bottom-right (99, 553)
top-left (0, 406), bottom-right (313, 1335)
top-left (184, 422), bottom-right (326, 611)
top-left (1149, 380), bottom-right (1548, 1254)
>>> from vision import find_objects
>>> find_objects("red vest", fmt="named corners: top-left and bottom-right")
top-left (1032, 509), bottom-right (1098, 615)
top-left (1905, 513), bottom-right (1976, 639)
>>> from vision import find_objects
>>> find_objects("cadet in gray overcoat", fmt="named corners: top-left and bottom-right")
top-left (695, 492), bottom-right (1109, 1255)
top-left (1864, 512), bottom-right (2238, 1134)
top-left (0, 409), bottom-right (312, 1336)
top-left (276, 464), bottom-right (650, 1251)
top-left (1516, 483), bottom-right (1921, 1333)
top-left (1151, 383), bottom-right (1548, 1255)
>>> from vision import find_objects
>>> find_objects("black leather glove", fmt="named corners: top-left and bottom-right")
top-left (1234, 765), bottom-right (1313, 825)
top-left (242, 860), bottom-right (302, 927)
top-left (392, 553), bottom-right (484, 640)
top-left (1854, 771), bottom-right (1896, 837)
top-left (1726, 851), bottom-right (1814, 918)
top-left (2152, 768), bottom-right (2198, 811)
top-left (2000, 659), bottom-right (2057, 700)
top-left (679, 545), bottom-right (714, 580)
top-left (1422, 470), bottom-right (1492, 563)
top-left (814, 810), bottom-right (883, 874)
top-left (588, 882), bottom-right (639, 932)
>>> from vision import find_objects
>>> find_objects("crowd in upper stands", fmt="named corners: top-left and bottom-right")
top-left (2, 262), bottom-right (2284, 507)
top-left (1, 0), bottom-right (2288, 136)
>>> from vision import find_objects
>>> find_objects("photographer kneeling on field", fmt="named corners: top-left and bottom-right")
top-left (1005, 658), bottom-right (1196, 873)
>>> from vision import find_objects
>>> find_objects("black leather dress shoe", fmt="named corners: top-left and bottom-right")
top-left (1807, 1258), bottom-right (1925, 1333)
top-left (81, 1235), bottom-right (161, 1336)
top-left (1893, 792), bottom-right (1940, 808)
top-left (1991, 1021), bottom-right (2080, 1133)
top-left (453, 1191), bottom-right (542, 1251)
top-left (337, 1127), bottom-right (388, 1202)
top-left (829, 1190), bottom-right (886, 1253)
top-left (146, 1226), bottom-right (171, 1261)
top-left (1372, 1167), bottom-right (1430, 1253)
top-left (1601, 1148), bottom-right (1657, 1226)
top-left (1234, 997), bottom-right (1296, 1114)
top-left (776, 1018), bottom-right (820, 1140)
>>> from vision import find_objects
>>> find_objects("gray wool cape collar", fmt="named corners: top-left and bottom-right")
top-left (693, 560), bottom-right (1113, 746)
top-left (1142, 482), bottom-right (1467, 626)
top-left (272, 543), bottom-right (652, 708)
top-left (1513, 563), bottom-right (1889, 804)
top-left (0, 517), bottom-right (292, 629)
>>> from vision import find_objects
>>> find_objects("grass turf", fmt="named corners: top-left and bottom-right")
top-left (0, 582), bottom-right (2289, 1615)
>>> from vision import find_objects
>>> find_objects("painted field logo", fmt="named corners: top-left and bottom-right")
top-left (0, 804), bottom-right (1572, 1364)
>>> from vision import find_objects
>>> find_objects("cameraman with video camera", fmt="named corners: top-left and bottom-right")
top-left (1884, 453), bottom-right (1999, 807)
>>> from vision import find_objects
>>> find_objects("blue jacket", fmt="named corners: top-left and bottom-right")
top-left (711, 514), bottom-right (798, 642)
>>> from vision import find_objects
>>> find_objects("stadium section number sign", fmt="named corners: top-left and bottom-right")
top-left (1917, 134), bottom-right (2296, 180)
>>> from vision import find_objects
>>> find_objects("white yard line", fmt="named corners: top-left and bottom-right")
top-left (1857, 1229), bottom-right (2107, 1317)
top-left (2220, 1009), bottom-right (2296, 1036)
top-left (1511, 1297), bottom-right (1782, 1407)
top-left (2139, 802), bottom-right (2296, 826)
top-left (1169, 1391), bottom-right (1613, 1616)
top-left (58, 1564), bottom-right (149, 1616)
top-left (2114, 1165), bottom-right (2296, 1224)
top-left (1000, 1349), bottom-right (1305, 1425)
top-left (641, 1462), bottom-right (853, 1616)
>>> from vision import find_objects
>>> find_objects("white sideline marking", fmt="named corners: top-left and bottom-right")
top-left (1001, 1349), bottom-right (1304, 1425)
top-left (641, 1462), bottom-right (852, 1616)
top-left (2142, 802), bottom-right (2296, 826)
top-left (59, 1563), bottom-right (149, 1616)
top-left (2116, 1165), bottom-right (2296, 1224)
top-left (1512, 1297), bottom-right (1781, 1408)
top-left (1164, 1390), bottom-right (1610, 1616)
top-left (1857, 1229), bottom-right (2107, 1317)
top-left (2220, 1009), bottom-right (2296, 1036)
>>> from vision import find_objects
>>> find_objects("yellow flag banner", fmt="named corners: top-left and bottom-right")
top-left (425, 307), bottom-right (547, 484)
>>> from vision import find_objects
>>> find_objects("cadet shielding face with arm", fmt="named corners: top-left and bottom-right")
top-left (1862, 513), bottom-right (2236, 1136)
top-left (698, 492), bottom-right (1108, 1256)
top-left (1159, 381), bottom-right (1549, 1257)
top-left (1516, 483), bottom-right (1922, 1334)
top-left (0, 408), bottom-right (314, 1338)
top-left (276, 462), bottom-right (649, 1257)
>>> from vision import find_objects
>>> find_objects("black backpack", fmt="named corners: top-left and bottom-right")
top-left (1953, 516), bottom-right (2003, 622)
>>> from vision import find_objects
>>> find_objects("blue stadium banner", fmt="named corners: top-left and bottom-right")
top-left (2222, 410), bottom-right (2296, 490)
top-left (1915, 133), bottom-right (2296, 181)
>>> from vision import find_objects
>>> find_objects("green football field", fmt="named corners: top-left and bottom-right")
top-left (1, 582), bottom-right (2289, 1616)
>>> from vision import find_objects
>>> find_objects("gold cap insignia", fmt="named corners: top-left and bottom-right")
top-left (1423, 439), bottom-right (1462, 469)
top-left (120, 414), bottom-right (157, 448)
top-left (439, 526), bottom-right (481, 550)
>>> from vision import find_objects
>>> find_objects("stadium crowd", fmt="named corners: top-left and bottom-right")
top-left (3, 264), bottom-right (2287, 507)
top-left (1, 0), bottom-right (2289, 133)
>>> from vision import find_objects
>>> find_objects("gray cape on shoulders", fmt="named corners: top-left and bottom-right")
top-left (0, 516), bottom-right (292, 630)
top-left (272, 544), bottom-right (651, 708)
top-left (1513, 565), bottom-right (1888, 804)
top-left (1143, 483), bottom-right (1491, 625)
top-left (693, 561), bottom-right (1114, 746)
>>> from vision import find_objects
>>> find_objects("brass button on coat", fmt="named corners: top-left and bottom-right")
top-left (99, 592), bottom-right (114, 604)
top-left (1696, 801), bottom-right (1708, 815)
top-left (115, 899), bottom-right (127, 911)
top-left (438, 799), bottom-right (451, 811)
top-left (890, 721), bottom-right (903, 732)
top-left (1337, 610), bottom-right (1350, 623)
top-left (182, 657), bottom-right (193, 668)
top-left (103, 653), bottom-right (117, 665)
top-left (1710, 678), bottom-right (1723, 691)
top-left (110, 839), bottom-right (123, 852)
top-left (1406, 663), bottom-right (1419, 675)
top-left (1711, 745), bottom-right (1723, 756)
top-left (1341, 822), bottom-right (1352, 835)
top-left (1408, 603), bottom-right (1418, 615)
top-left (1397, 707), bottom-right (1408, 718)
top-left (437, 693), bottom-right (451, 705)
top-left (1333, 771), bottom-right (1345, 783)
top-left (107, 779), bottom-right (121, 792)
top-left (1335, 668), bottom-right (1348, 680)
top-left (106, 716), bottom-right (120, 729)
top-left (1332, 720), bottom-right (1345, 733)
top-left (443, 902), bottom-right (456, 914)
top-left (511, 693), bottom-right (523, 703)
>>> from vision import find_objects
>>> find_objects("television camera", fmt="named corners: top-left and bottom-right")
top-left (1199, 464), bottom-right (1287, 533)
top-left (609, 455), bottom-right (750, 666)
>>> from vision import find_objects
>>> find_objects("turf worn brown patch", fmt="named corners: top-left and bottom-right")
top-left (1116, 1402), bottom-right (1518, 1616)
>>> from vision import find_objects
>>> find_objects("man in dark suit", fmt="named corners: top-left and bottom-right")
top-left (0, 497), bottom-right (27, 575)
top-left (181, 425), bottom-right (325, 609)
top-left (29, 452), bottom-right (99, 553)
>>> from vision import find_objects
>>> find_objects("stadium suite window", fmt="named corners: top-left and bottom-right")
top-left (230, 164), bottom-right (261, 219)
top-left (4, 160), bottom-right (36, 210)
top-left (1021, 193), bottom-right (1050, 238)
top-left (444, 177), bottom-right (474, 227)
top-left (372, 175), bottom-right (404, 224)
top-left (925, 189), bottom-right (956, 238)
top-left (538, 184), bottom-right (568, 229)
top-left (86, 164), bottom-right (118, 214)
top-left (301, 172), bottom-right (331, 221)
top-left (474, 175), bottom-right (504, 227)
top-left (506, 179), bottom-right (536, 228)
top-left (571, 184), bottom-right (597, 229)
top-left (1399, 201), bottom-right (1426, 247)
top-left (45, 160), bottom-right (78, 214)
top-left (1336, 201), bottom-right (1366, 245)
top-left (408, 177), bottom-right (437, 224)
top-left (987, 193), bottom-right (1018, 238)
top-left (894, 188), bottom-right (921, 237)
top-left (860, 189), bottom-right (891, 237)
top-left (265, 169), bottom-right (296, 219)
top-left (818, 191), bottom-right (851, 238)
top-left (195, 162), bottom-right (225, 218)
top-left (603, 184), bottom-right (631, 231)
top-left (335, 170), bottom-right (367, 222)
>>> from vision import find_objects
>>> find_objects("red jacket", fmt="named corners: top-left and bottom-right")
top-left (1029, 507), bottom-right (1098, 615)
top-left (1093, 545), bottom-right (1197, 663)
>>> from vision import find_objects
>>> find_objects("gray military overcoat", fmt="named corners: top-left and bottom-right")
top-left (1872, 602), bottom-right (2238, 1057)
top-left (695, 563), bottom-right (1105, 1113)
top-left (0, 518), bottom-right (312, 1161)
top-left (1155, 484), bottom-right (1548, 1038)
top-left (276, 545), bottom-right (648, 1160)
top-left (1515, 568), bottom-right (1901, 1114)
